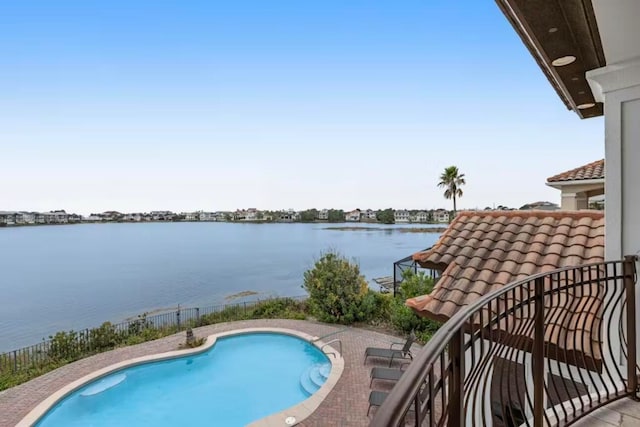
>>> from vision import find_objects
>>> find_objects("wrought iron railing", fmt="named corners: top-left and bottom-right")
top-left (0, 295), bottom-right (306, 377)
top-left (370, 256), bottom-right (639, 426)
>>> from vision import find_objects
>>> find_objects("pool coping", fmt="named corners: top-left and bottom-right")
top-left (16, 327), bottom-right (345, 427)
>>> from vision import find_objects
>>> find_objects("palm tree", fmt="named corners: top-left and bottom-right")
top-left (438, 166), bottom-right (466, 214)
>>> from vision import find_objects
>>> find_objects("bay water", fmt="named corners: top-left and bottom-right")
top-left (0, 222), bottom-right (441, 351)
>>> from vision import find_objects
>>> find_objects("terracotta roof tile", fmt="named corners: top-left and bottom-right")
top-left (547, 159), bottom-right (604, 182)
top-left (407, 210), bottom-right (604, 323)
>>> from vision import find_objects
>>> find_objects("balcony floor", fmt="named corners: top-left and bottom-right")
top-left (572, 398), bottom-right (640, 426)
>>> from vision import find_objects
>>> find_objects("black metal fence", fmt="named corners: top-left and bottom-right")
top-left (371, 256), bottom-right (639, 427)
top-left (393, 248), bottom-right (440, 296)
top-left (0, 295), bottom-right (307, 376)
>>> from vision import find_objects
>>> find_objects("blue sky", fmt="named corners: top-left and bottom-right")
top-left (0, 0), bottom-right (604, 214)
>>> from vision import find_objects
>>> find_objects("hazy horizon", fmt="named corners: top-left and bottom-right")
top-left (1, 1), bottom-right (604, 214)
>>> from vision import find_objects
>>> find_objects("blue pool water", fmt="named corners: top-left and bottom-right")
top-left (36, 333), bottom-right (331, 427)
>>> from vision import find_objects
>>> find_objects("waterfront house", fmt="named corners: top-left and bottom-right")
top-left (123, 213), bottom-right (142, 222)
top-left (150, 211), bottom-right (174, 221)
top-left (433, 208), bottom-right (449, 223)
top-left (184, 212), bottom-right (199, 221)
top-left (414, 211), bottom-right (428, 223)
top-left (84, 214), bottom-right (104, 222)
top-left (214, 212), bottom-right (229, 221)
top-left (317, 209), bottom-right (329, 221)
top-left (246, 208), bottom-right (258, 221)
top-left (0, 211), bottom-right (16, 226)
top-left (546, 159), bottom-right (605, 210)
top-left (43, 211), bottom-right (69, 224)
top-left (15, 212), bottom-right (35, 224)
top-left (67, 214), bottom-right (82, 223)
top-left (199, 212), bottom-right (216, 221)
top-left (101, 211), bottom-right (123, 222)
top-left (393, 209), bottom-right (410, 223)
top-left (362, 209), bottom-right (377, 221)
top-left (345, 209), bottom-right (361, 222)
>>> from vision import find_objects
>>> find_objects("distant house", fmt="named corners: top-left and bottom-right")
top-left (519, 201), bottom-right (560, 211)
top-left (0, 211), bottom-right (16, 226)
top-left (415, 211), bottom-right (429, 223)
top-left (363, 209), bottom-right (377, 220)
top-left (68, 214), bottom-right (82, 223)
top-left (83, 214), bottom-right (103, 222)
top-left (43, 211), bottom-right (69, 224)
top-left (346, 209), bottom-right (361, 222)
top-left (184, 212), bottom-right (199, 221)
top-left (15, 212), bottom-right (35, 224)
top-left (434, 209), bottom-right (450, 223)
top-left (214, 212), bottom-right (229, 221)
top-left (279, 209), bottom-right (296, 222)
top-left (150, 211), bottom-right (174, 221)
top-left (317, 209), bottom-right (329, 221)
top-left (199, 212), bottom-right (216, 221)
top-left (101, 211), bottom-right (123, 222)
top-left (246, 208), bottom-right (259, 221)
top-left (123, 213), bottom-right (142, 222)
top-left (394, 210), bottom-right (410, 223)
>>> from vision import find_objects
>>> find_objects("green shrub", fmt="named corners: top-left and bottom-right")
top-left (357, 290), bottom-right (392, 325)
top-left (89, 322), bottom-right (123, 351)
top-left (398, 270), bottom-right (435, 299)
top-left (302, 251), bottom-right (368, 324)
top-left (389, 271), bottom-right (440, 339)
top-left (251, 298), bottom-right (308, 320)
top-left (48, 331), bottom-right (83, 362)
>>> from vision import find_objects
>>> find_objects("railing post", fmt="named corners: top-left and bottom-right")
top-left (624, 255), bottom-right (638, 398)
top-left (195, 307), bottom-right (200, 326)
top-left (533, 277), bottom-right (545, 427)
top-left (448, 330), bottom-right (465, 427)
top-left (176, 309), bottom-right (181, 329)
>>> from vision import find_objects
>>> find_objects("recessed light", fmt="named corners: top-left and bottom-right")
top-left (549, 27), bottom-right (558, 33)
top-left (552, 56), bottom-right (576, 66)
top-left (577, 103), bottom-right (596, 109)
top-left (571, 77), bottom-right (579, 81)
top-left (578, 91), bottom-right (585, 95)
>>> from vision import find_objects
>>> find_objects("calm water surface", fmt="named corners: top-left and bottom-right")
top-left (0, 222), bottom-right (440, 351)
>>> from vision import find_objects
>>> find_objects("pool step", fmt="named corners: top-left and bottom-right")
top-left (80, 373), bottom-right (127, 397)
top-left (299, 363), bottom-right (331, 396)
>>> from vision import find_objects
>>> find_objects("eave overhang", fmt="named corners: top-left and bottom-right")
top-left (495, 0), bottom-right (606, 119)
top-left (545, 178), bottom-right (605, 190)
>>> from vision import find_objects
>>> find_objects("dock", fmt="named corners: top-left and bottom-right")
top-left (373, 276), bottom-right (394, 293)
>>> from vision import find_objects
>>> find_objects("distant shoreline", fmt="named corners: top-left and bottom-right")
top-left (323, 226), bottom-right (448, 233)
top-left (0, 221), bottom-right (449, 229)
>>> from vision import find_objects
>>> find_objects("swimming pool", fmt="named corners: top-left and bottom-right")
top-left (32, 331), bottom-right (335, 427)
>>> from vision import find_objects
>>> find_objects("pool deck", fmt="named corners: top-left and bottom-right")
top-left (0, 319), bottom-right (420, 427)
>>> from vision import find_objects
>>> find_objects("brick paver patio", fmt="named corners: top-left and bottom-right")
top-left (0, 319), bottom-right (420, 427)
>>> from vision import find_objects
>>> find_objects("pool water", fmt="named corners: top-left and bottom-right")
top-left (36, 333), bottom-right (331, 427)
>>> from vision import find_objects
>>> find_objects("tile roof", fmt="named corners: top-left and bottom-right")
top-left (546, 159), bottom-right (604, 183)
top-left (406, 210), bottom-right (604, 323)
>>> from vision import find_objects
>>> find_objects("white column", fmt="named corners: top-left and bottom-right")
top-left (588, 57), bottom-right (640, 372)
top-left (560, 192), bottom-right (588, 211)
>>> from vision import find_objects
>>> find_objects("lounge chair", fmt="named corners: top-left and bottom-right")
top-left (364, 333), bottom-right (415, 367)
top-left (368, 389), bottom-right (421, 417)
top-left (369, 363), bottom-right (410, 387)
top-left (367, 390), bottom-right (388, 416)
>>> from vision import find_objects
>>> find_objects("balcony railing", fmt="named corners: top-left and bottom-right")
top-left (371, 256), bottom-right (639, 426)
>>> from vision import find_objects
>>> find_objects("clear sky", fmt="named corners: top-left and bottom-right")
top-left (0, 0), bottom-right (604, 215)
